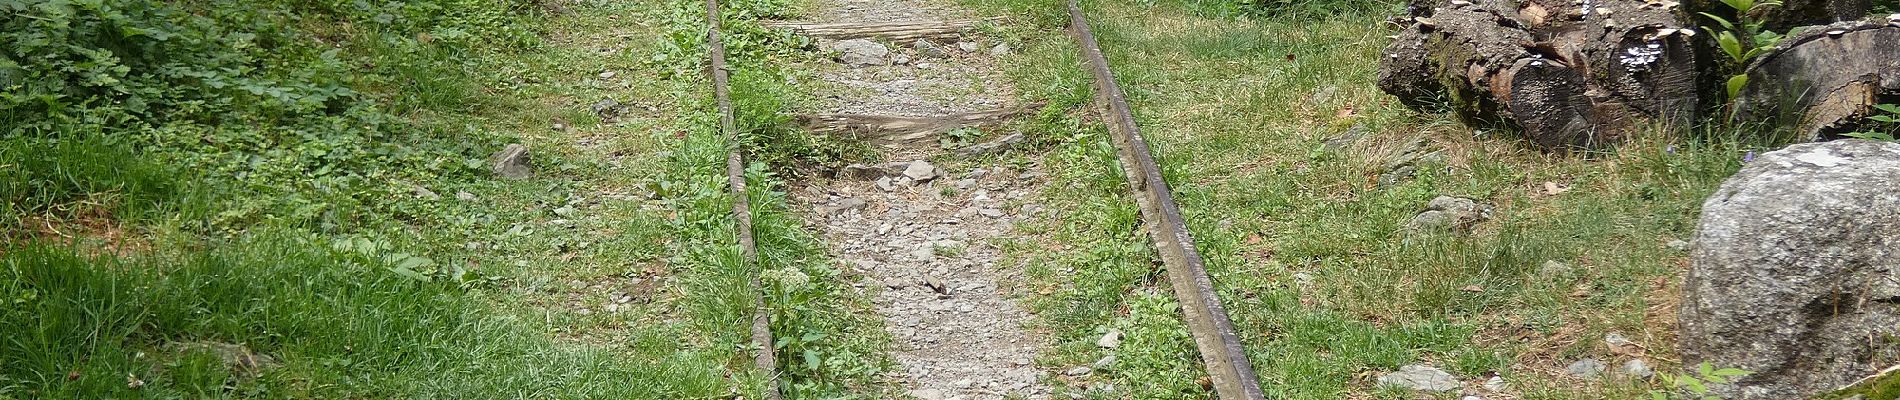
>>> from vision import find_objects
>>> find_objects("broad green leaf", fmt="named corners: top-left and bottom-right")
top-left (1700, 13), bottom-right (1738, 31)
top-left (1874, 104), bottom-right (1900, 114)
top-left (1713, 367), bottom-right (1751, 376)
top-left (397, 256), bottom-right (434, 270)
top-left (1726, 75), bottom-right (1749, 99)
top-left (1871, 115), bottom-right (1897, 123)
top-left (803, 350), bottom-right (820, 370)
top-left (1720, 0), bottom-right (1753, 12)
top-left (388, 266), bottom-right (431, 282)
top-left (1699, 362), bottom-right (1715, 377)
top-left (1717, 32), bottom-right (1745, 63)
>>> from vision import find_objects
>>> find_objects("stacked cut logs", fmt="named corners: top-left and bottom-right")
top-left (1378, 0), bottom-right (1900, 150)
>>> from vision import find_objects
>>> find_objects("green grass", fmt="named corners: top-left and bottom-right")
top-left (0, 231), bottom-right (730, 398)
top-left (959, 0), bottom-right (1782, 398)
top-left (2, 0), bottom-right (892, 398)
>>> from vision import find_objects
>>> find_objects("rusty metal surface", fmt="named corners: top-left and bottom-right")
top-left (1064, 1), bottom-right (1268, 398)
top-left (705, 1), bottom-right (782, 398)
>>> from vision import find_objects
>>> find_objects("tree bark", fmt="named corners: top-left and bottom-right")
top-left (1379, 0), bottom-right (1701, 150)
top-left (1732, 18), bottom-right (1900, 140)
top-left (1380, 0), bottom-right (1897, 149)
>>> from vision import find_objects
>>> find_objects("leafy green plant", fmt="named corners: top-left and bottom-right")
top-left (1843, 104), bottom-right (1900, 141)
top-left (1651, 362), bottom-right (1753, 400)
top-left (1699, 0), bottom-right (1785, 99)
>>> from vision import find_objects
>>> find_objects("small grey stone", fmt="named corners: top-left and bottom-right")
top-left (819, 198), bottom-right (867, 215)
top-left (1377, 364), bottom-right (1459, 392)
top-left (1293, 272), bottom-right (1315, 286)
top-left (957, 41), bottom-right (980, 52)
top-left (955, 379), bottom-right (974, 389)
top-left (598, 70), bottom-right (616, 79)
top-left (923, 276), bottom-right (948, 294)
top-left (832, 39), bottom-right (889, 67)
top-left (1666, 239), bottom-right (1691, 251)
top-left (412, 185), bottom-right (441, 200)
top-left (904, 160), bottom-right (939, 181)
top-left (876, 176), bottom-right (896, 191)
top-left (1065, 366), bottom-right (1093, 376)
top-left (956, 179), bottom-right (978, 190)
top-left (490, 144), bottom-right (533, 179)
top-left (1483, 375), bottom-right (1506, 391)
top-left (989, 43), bottom-right (1011, 56)
top-left (1097, 329), bottom-right (1122, 348)
top-left (1623, 359), bottom-right (1654, 379)
top-left (913, 39), bottom-right (948, 58)
top-left (1405, 195), bottom-right (1492, 232)
top-left (591, 98), bottom-right (621, 121)
top-left (1093, 355), bottom-right (1117, 369)
top-left (1604, 332), bottom-right (1633, 348)
top-left (1566, 358), bottom-right (1607, 378)
top-left (892, 53), bottom-right (912, 65)
top-left (979, 208), bottom-right (1005, 218)
top-left (1539, 260), bottom-right (1571, 275)
top-left (456, 191), bottom-right (477, 202)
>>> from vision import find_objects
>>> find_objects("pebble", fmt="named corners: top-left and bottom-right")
top-left (1097, 329), bottom-right (1123, 348)
top-left (1666, 239), bottom-right (1691, 251)
top-left (1567, 358), bottom-right (1607, 378)
top-left (989, 43), bottom-right (1011, 56)
top-left (905, 160), bottom-right (939, 181)
top-left (958, 41), bottom-right (980, 52)
top-left (1065, 366), bottom-right (1093, 376)
top-left (1377, 364), bottom-right (1459, 392)
top-left (1483, 375), bottom-right (1506, 391)
top-left (1604, 332), bottom-right (1633, 348)
top-left (1623, 359), bottom-right (1654, 378)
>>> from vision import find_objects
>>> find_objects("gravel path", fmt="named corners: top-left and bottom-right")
top-left (789, 0), bottom-right (1052, 398)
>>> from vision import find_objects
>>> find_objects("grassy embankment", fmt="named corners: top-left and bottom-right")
top-left (1, 0), bottom-right (888, 398)
top-left (956, 0), bottom-right (1777, 398)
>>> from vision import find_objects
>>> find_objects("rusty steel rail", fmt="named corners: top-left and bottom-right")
top-left (705, 1), bottom-right (782, 399)
top-left (1065, 1), bottom-right (1267, 399)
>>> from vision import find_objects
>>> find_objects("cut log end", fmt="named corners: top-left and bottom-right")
top-left (1735, 20), bottom-right (1900, 141)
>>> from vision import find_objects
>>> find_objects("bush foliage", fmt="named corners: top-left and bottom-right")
top-left (0, 0), bottom-right (545, 231)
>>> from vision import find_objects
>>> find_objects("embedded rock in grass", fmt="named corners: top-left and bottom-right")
top-left (1405, 195), bottom-right (1492, 233)
top-left (490, 144), bottom-right (532, 179)
top-left (832, 39), bottom-right (890, 67)
top-left (1680, 139), bottom-right (1900, 399)
top-left (904, 160), bottom-right (939, 181)
top-left (168, 341), bottom-right (281, 377)
top-left (1377, 364), bottom-right (1459, 392)
top-left (1565, 358), bottom-right (1606, 378)
top-left (914, 39), bottom-right (948, 58)
top-left (1623, 359), bottom-right (1654, 379)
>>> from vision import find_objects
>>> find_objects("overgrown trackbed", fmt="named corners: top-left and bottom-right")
top-left (705, 0), bottom-right (1272, 398)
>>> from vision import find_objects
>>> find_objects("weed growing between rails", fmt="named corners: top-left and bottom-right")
top-left (964, 1), bottom-right (1787, 398)
top-left (654, 0), bottom-right (897, 397)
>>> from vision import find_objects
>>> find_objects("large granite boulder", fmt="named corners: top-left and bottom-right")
top-left (1680, 139), bottom-right (1900, 399)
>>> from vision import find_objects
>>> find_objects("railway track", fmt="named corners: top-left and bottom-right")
top-left (1064, 1), bottom-right (1268, 398)
top-left (704, 0), bottom-right (1265, 398)
top-left (702, 0), bottom-right (782, 399)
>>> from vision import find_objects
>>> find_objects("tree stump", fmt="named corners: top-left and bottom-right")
top-left (1732, 18), bottom-right (1900, 141)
